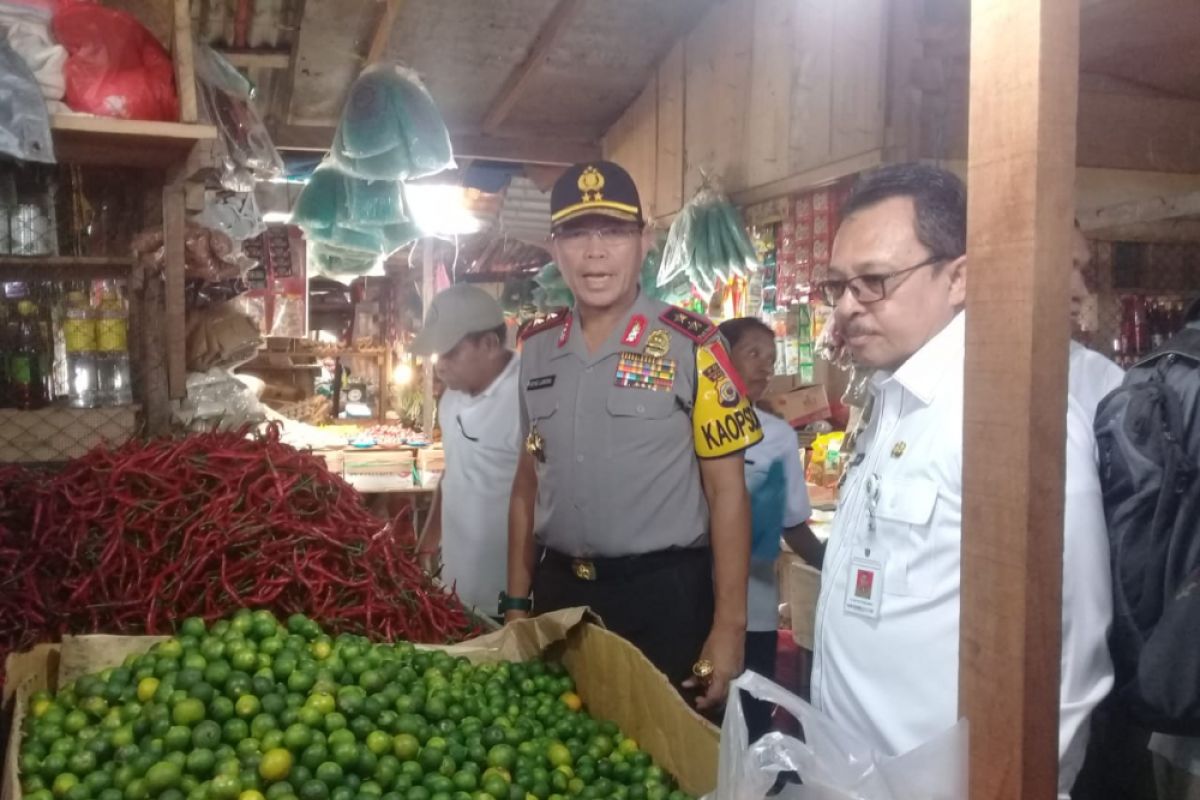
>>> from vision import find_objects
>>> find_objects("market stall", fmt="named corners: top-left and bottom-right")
top-left (0, 0), bottom-right (1197, 797)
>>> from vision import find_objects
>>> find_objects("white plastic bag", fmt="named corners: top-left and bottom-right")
top-left (708, 672), bottom-right (968, 800)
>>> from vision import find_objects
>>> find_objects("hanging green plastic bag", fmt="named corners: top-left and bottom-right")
top-left (310, 241), bottom-right (380, 281)
top-left (331, 64), bottom-right (454, 181)
top-left (346, 177), bottom-right (408, 228)
top-left (291, 165), bottom-right (344, 233)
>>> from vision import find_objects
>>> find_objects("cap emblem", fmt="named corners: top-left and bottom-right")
top-left (578, 166), bottom-right (606, 202)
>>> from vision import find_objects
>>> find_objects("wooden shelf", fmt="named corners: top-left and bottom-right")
top-left (0, 256), bottom-right (133, 280)
top-left (50, 115), bottom-right (217, 169)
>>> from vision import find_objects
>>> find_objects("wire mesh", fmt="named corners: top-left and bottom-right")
top-left (1086, 240), bottom-right (1200, 367)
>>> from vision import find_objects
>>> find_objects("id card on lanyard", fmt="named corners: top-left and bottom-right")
top-left (844, 472), bottom-right (887, 619)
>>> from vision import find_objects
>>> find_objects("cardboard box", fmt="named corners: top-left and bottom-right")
top-left (342, 448), bottom-right (414, 491)
top-left (780, 554), bottom-right (822, 650)
top-left (312, 448), bottom-right (344, 476)
top-left (414, 447), bottom-right (445, 489)
top-left (3, 609), bottom-right (719, 800)
top-left (761, 383), bottom-right (831, 428)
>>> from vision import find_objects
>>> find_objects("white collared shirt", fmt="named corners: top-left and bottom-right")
top-left (810, 313), bottom-right (1114, 799)
top-left (438, 353), bottom-right (522, 613)
top-left (1068, 340), bottom-right (1124, 428)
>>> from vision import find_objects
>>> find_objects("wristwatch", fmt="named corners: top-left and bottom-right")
top-left (498, 591), bottom-right (532, 615)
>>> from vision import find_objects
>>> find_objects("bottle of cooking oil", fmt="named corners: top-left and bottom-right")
top-left (95, 282), bottom-right (132, 406)
top-left (64, 290), bottom-right (98, 408)
top-left (10, 299), bottom-right (45, 409)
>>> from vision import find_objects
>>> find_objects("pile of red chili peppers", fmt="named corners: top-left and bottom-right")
top-left (0, 425), bottom-right (481, 690)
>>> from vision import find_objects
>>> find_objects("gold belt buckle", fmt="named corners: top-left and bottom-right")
top-left (571, 559), bottom-right (596, 581)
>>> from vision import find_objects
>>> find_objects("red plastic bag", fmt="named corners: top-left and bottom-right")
top-left (52, 1), bottom-right (178, 121)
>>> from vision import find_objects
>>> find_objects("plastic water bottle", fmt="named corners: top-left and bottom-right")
top-left (95, 283), bottom-right (132, 407)
top-left (64, 290), bottom-right (98, 408)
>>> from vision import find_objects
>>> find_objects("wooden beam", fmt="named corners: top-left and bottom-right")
top-left (1083, 219), bottom-right (1200, 243)
top-left (1077, 92), bottom-right (1200, 172)
top-left (365, 0), bottom-right (403, 66)
top-left (923, 85), bottom-right (1200, 173)
top-left (481, 0), bottom-right (586, 134)
top-left (272, 125), bottom-right (600, 165)
top-left (268, 0), bottom-right (306, 131)
top-left (216, 48), bottom-right (292, 70)
top-left (1079, 189), bottom-right (1200, 231)
top-left (172, 0), bottom-right (198, 123)
top-left (420, 236), bottom-right (435, 436)
top-left (728, 150), bottom-right (883, 207)
top-left (162, 168), bottom-right (188, 400)
top-left (961, 2), bottom-right (1078, 800)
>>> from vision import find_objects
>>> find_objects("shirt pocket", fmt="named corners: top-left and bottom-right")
top-left (874, 477), bottom-right (939, 598)
top-left (525, 391), bottom-right (559, 426)
top-left (606, 387), bottom-right (676, 420)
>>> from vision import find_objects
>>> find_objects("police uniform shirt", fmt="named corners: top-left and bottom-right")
top-left (518, 292), bottom-right (762, 558)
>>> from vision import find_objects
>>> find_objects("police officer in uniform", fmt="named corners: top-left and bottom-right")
top-left (501, 161), bottom-right (762, 710)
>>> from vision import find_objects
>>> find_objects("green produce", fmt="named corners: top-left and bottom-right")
top-left (658, 187), bottom-right (759, 295)
top-left (19, 611), bottom-right (695, 800)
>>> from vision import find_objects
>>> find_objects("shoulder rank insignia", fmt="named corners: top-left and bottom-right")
top-left (519, 309), bottom-right (569, 343)
top-left (659, 306), bottom-right (716, 344)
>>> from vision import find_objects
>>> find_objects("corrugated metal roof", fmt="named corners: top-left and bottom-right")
top-left (497, 176), bottom-right (551, 245)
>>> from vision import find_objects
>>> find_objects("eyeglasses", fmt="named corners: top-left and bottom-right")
top-left (552, 225), bottom-right (642, 249)
top-left (814, 255), bottom-right (947, 306)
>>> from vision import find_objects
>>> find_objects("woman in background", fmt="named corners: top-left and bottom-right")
top-left (719, 317), bottom-right (822, 739)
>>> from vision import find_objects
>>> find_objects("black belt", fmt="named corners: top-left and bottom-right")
top-left (538, 546), bottom-right (709, 582)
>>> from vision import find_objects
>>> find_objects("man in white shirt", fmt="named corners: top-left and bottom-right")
top-left (412, 285), bottom-right (521, 616)
top-left (810, 164), bottom-right (1113, 799)
top-left (1069, 222), bottom-right (1124, 423)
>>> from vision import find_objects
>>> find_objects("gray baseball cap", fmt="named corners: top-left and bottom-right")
top-left (410, 284), bottom-right (505, 356)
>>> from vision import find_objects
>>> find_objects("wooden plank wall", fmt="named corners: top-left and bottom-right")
top-left (602, 0), bottom-right (889, 219)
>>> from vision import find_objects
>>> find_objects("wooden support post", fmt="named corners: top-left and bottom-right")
top-left (172, 0), bottom-right (198, 123)
top-left (960, 1), bottom-right (1079, 798)
top-left (162, 169), bottom-right (188, 400)
top-left (421, 237), bottom-right (436, 436)
top-left (365, 0), bottom-right (403, 66)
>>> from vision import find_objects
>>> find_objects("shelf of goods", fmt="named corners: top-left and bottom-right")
top-left (0, 257), bottom-right (133, 281)
top-left (0, 0), bottom-right (214, 448)
top-left (49, 115), bottom-right (216, 170)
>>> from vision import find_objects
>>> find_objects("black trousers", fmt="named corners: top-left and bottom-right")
top-left (532, 547), bottom-right (714, 692)
top-left (742, 630), bottom-right (778, 741)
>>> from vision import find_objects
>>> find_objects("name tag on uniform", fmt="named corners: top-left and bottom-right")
top-left (614, 352), bottom-right (675, 392)
top-left (527, 375), bottom-right (555, 391)
top-left (844, 547), bottom-right (886, 619)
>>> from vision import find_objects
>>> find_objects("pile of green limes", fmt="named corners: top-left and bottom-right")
top-left (17, 610), bottom-right (694, 800)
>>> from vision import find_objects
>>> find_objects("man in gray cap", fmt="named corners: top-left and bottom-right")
top-left (412, 284), bottom-right (520, 617)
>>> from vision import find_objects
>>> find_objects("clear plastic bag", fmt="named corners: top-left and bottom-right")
top-left (0, 33), bottom-right (53, 162)
top-left (193, 188), bottom-right (267, 243)
top-left (176, 367), bottom-right (266, 432)
top-left (194, 43), bottom-right (283, 190)
top-left (0, 0), bottom-right (67, 105)
top-left (708, 672), bottom-right (968, 800)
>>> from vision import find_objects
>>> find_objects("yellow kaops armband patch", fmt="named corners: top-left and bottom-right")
top-left (692, 341), bottom-right (763, 458)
